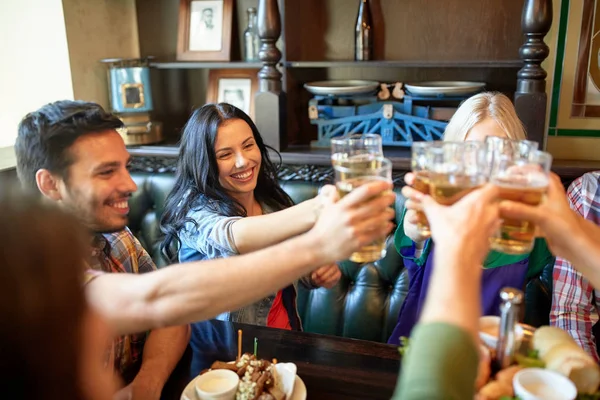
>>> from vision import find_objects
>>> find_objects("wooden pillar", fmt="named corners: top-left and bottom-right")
top-left (514, 0), bottom-right (553, 148)
top-left (255, 0), bottom-right (287, 151)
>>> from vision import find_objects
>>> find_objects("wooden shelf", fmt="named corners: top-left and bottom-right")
top-left (283, 60), bottom-right (523, 69)
top-left (150, 61), bottom-right (263, 69)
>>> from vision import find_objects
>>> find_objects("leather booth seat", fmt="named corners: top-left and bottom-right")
top-left (128, 172), bottom-right (553, 343)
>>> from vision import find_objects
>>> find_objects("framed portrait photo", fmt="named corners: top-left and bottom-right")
top-left (207, 69), bottom-right (259, 119)
top-left (177, 0), bottom-right (233, 61)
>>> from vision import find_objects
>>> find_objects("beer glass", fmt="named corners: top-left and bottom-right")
top-left (331, 134), bottom-right (383, 166)
top-left (411, 141), bottom-right (437, 237)
top-left (488, 139), bottom-right (552, 254)
top-left (428, 142), bottom-right (487, 206)
top-left (334, 157), bottom-right (392, 263)
top-left (485, 136), bottom-right (538, 175)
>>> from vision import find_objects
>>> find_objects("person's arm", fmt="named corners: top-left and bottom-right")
top-left (230, 195), bottom-right (322, 254)
top-left (393, 185), bottom-right (500, 400)
top-left (86, 180), bottom-right (395, 335)
top-left (393, 323), bottom-right (479, 400)
top-left (120, 325), bottom-right (190, 400)
top-left (551, 257), bottom-right (600, 361)
top-left (182, 191), bottom-right (327, 258)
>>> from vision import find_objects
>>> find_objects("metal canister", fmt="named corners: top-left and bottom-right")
top-left (495, 287), bottom-right (524, 369)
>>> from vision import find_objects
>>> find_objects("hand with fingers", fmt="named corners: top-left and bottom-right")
top-left (311, 263), bottom-right (342, 289)
top-left (420, 184), bottom-right (501, 267)
top-left (401, 173), bottom-right (430, 243)
top-left (310, 179), bottom-right (396, 264)
top-left (499, 173), bottom-right (589, 265)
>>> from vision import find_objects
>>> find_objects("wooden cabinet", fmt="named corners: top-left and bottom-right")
top-left (135, 0), bottom-right (552, 164)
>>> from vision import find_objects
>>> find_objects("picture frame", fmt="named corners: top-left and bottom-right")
top-left (545, 0), bottom-right (600, 159)
top-left (207, 69), bottom-right (259, 119)
top-left (177, 0), bottom-right (233, 61)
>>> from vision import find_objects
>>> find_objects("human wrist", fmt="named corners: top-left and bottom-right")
top-left (296, 230), bottom-right (328, 266)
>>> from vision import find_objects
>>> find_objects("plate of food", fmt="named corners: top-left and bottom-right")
top-left (474, 325), bottom-right (600, 399)
top-left (303, 80), bottom-right (380, 96)
top-left (181, 353), bottom-right (307, 400)
top-left (404, 81), bottom-right (485, 97)
top-left (399, 323), bottom-right (600, 400)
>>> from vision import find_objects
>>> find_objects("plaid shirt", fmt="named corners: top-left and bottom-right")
top-left (551, 171), bottom-right (600, 361)
top-left (88, 227), bottom-right (156, 376)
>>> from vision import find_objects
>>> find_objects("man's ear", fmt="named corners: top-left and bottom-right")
top-left (35, 169), bottom-right (63, 201)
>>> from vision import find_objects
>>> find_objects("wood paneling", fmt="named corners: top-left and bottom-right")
top-left (285, 0), bottom-right (522, 61)
top-left (63, 0), bottom-right (140, 108)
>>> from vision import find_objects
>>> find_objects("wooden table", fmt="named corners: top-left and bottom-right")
top-left (161, 320), bottom-right (401, 400)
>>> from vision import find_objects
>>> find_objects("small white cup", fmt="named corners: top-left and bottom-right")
top-left (195, 369), bottom-right (239, 400)
top-left (513, 368), bottom-right (577, 400)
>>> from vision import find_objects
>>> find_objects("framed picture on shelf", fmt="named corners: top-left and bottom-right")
top-left (177, 0), bottom-right (233, 61)
top-left (207, 69), bottom-right (259, 119)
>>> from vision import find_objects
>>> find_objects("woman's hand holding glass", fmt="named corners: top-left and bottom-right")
top-left (401, 172), bottom-right (430, 243)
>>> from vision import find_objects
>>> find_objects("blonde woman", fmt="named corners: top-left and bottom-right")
top-left (388, 92), bottom-right (554, 344)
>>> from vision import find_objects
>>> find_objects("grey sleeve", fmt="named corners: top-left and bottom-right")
top-left (180, 207), bottom-right (243, 259)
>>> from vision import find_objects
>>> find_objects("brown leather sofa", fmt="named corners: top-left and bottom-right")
top-left (127, 172), bottom-right (553, 343)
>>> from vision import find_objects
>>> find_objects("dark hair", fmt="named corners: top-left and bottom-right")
top-left (160, 103), bottom-right (293, 260)
top-left (15, 100), bottom-right (123, 193)
top-left (0, 190), bottom-right (88, 399)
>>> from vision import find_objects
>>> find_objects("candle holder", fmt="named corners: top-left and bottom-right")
top-left (100, 57), bottom-right (163, 145)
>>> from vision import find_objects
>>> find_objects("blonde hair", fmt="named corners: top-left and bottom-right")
top-left (442, 92), bottom-right (526, 142)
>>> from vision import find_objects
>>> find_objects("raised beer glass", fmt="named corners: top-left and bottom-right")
top-left (331, 134), bottom-right (383, 167)
top-left (428, 142), bottom-right (487, 206)
top-left (488, 139), bottom-right (552, 254)
top-left (334, 157), bottom-right (392, 263)
top-left (411, 141), bottom-right (437, 237)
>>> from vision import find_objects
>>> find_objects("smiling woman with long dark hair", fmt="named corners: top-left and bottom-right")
top-left (160, 103), bottom-right (341, 329)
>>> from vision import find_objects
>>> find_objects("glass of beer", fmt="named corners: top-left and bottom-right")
top-left (488, 140), bottom-right (552, 254)
top-left (428, 142), bottom-right (487, 206)
top-left (485, 136), bottom-right (538, 176)
top-left (411, 141), bottom-right (437, 237)
top-left (331, 134), bottom-right (383, 166)
top-left (333, 156), bottom-right (392, 263)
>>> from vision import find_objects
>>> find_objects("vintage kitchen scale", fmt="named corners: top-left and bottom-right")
top-left (305, 80), bottom-right (486, 148)
top-left (100, 57), bottom-right (163, 145)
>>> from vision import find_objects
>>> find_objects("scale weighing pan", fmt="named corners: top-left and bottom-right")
top-left (404, 81), bottom-right (485, 97)
top-left (304, 80), bottom-right (380, 96)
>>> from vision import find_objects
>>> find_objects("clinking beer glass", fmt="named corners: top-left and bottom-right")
top-left (411, 142), bottom-right (437, 237)
top-left (330, 133), bottom-right (383, 166)
top-left (334, 157), bottom-right (392, 263)
top-left (428, 142), bottom-right (487, 206)
top-left (487, 138), bottom-right (552, 254)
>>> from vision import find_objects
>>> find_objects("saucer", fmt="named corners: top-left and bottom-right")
top-left (181, 374), bottom-right (307, 400)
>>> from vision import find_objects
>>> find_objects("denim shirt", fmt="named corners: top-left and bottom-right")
top-left (178, 199), bottom-right (303, 327)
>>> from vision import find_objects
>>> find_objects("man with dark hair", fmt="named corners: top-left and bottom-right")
top-left (14, 100), bottom-right (395, 394)
top-left (15, 101), bottom-right (190, 400)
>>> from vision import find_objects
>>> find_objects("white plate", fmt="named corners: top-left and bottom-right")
top-left (404, 81), bottom-right (485, 97)
top-left (181, 373), bottom-right (307, 400)
top-left (304, 80), bottom-right (380, 96)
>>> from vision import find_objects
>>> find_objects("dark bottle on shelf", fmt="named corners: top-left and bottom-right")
top-left (355, 0), bottom-right (373, 61)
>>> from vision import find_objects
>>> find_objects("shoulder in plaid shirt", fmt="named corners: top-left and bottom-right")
top-left (87, 227), bottom-right (157, 377)
top-left (551, 171), bottom-right (600, 361)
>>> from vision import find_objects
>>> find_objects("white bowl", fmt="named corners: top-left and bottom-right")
top-left (479, 315), bottom-right (524, 349)
top-left (513, 368), bottom-right (577, 400)
top-left (194, 369), bottom-right (239, 400)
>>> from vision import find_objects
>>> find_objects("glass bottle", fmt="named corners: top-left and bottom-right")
top-left (355, 0), bottom-right (373, 61)
top-left (243, 7), bottom-right (260, 62)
